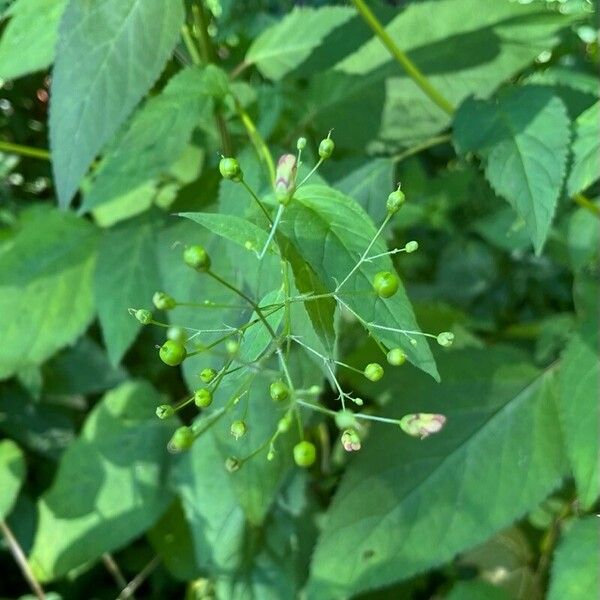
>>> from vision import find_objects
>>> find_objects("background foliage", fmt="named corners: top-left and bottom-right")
top-left (0, 0), bottom-right (598, 599)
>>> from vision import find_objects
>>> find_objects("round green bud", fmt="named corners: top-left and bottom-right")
top-left (297, 137), bottom-right (307, 150)
top-left (405, 240), bottom-right (419, 253)
top-left (153, 291), bottom-right (176, 311)
top-left (194, 388), bottom-right (213, 408)
top-left (277, 414), bottom-right (292, 433)
top-left (373, 271), bottom-right (399, 299)
top-left (156, 404), bottom-right (174, 419)
top-left (159, 339), bottom-right (187, 366)
top-left (225, 339), bottom-right (239, 355)
top-left (183, 245), bottom-right (211, 271)
top-left (167, 326), bottom-right (187, 344)
top-left (230, 420), bottom-right (247, 440)
top-left (270, 380), bottom-right (289, 402)
top-left (135, 309), bottom-right (152, 325)
top-left (437, 331), bottom-right (455, 347)
top-left (335, 410), bottom-right (358, 430)
top-left (225, 457), bottom-right (241, 472)
top-left (364, 362), bottom-right (384, 382)
top-left (386, 348), bottom-right (407, 366)
top-left (318, 137), bottom-right (335, 159)
top-left (200, 368), bottom-right (218, 384)
top-left (219, 157), bottom-right (243, 182)
top-left (267, 448), bottom-right (275, 461)
top-left (293, 440), bottom-right (316, 468)
top-left (386, 189), bottom-right (406, 214)
top-left (168, 426), bottom-right (194, 452)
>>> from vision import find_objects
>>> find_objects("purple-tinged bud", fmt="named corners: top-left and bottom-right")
top-left (275, 154), bottom-right (297, 206)
top-left (341, 428), bottom-right (361, 452)
top-left (399, 413), bottom-right (446, 439)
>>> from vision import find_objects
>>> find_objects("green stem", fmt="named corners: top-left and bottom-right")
top-left (573, 192), bottom-right (600, 218)
top-left (181, 24), bottom-right (202, 65)
top-left (392, 133), bottom-right (452, 164)
top-left (0, 141), bottom-right (50, 161)
top-left (351, 0), bottom-right (454, 115)
top-left (241, 180), bottom-right (273, 224)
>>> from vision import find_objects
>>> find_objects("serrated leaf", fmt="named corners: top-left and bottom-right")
top-left (29, 380), bottom-right (176, 581)
top-left (0, 0), bottom-right (66, 79)
top-left (82, 67), bottom-right (214, 212)
top-left (246, 6), bottom-right (353, 80)
top-left (0, 205), bottom-right (97, 380)
top-left (567, 101), bottom-right (600, 196)
top-left (548, 517), bottom-right (599, 600)
top-left (278, 185), bottom-right (438, 380)
top-left (0, 439), bottom-right (26, 519)
top-left (50, 0), bottom-right (185, 206)
top-left (307, 348), bottom-right (568, 599)
top-left (94, 211), bottom-right (162, 365)
top-left (453, 86), bottom-right (570, 253)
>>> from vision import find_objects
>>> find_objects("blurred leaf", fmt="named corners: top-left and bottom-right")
top-left (0, 0), bottom-right (66, 80)
top-left (548, 517), bottom-right (599, 600)
top-left (50, 0), bottom-right (185, 206)
top-left (246, 6), bottom-right (353, 80)
top-left (29, 380), bottom-right (176, 581)
top-left (308, 348), bottom-right (568, 599)
top-left (445, 580), bottom-right (512, 600)
top-left (82, 67), bottom-right (215, 212)
top-left (279, 185), bottom-right (438, 379)
top-left (0, 439), bottom-right (25, 519)
top-left (0, 206), bottom-right (97, 380)
top-left (567, 101), bottom-right (600, 196)
top-left (473, 206), bottom-right (531, 253)
top-left (567, 207), bottom-right (599, 271)
top-left (454, 86), bottom-right (570, 253)
top-left (94, 211), bottom-right (162, 364)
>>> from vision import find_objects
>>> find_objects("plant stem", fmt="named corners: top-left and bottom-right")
top-left (392, 133), bottom-right (452, 164)
top-left (572, 192), bottom-right (600, 218)
top-left (0, 141), bottom-right (50, 161)
top-left (241, 180), bottom-right (273, 224)
top-left (102, 554), bottom-right (131, 596)
top-left (0, 520), bottom-right (46, 600)
top-left (181, 24), bottom-right (202, 65)
top-left (351, 0), bottom-right (454, 115)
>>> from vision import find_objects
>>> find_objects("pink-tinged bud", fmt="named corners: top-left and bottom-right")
top-left (399, 413), bottom-right (446, 439)
top-left (341, 428), bottom-right (361, 452)
top-left (275, 154), bottom-right (297, 205)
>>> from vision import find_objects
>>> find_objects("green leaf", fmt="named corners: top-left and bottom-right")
top-left (548, 517), bottom-right (599, 600)
top-left (82, 67), bottom-right (214, 212)
top-left (278, 184), bottom-right (438, 380)
top-left (0, 205), bottom-right (97, 380)
top-left (567, 208), bottom-right (599, 271)
top-left (0, 439), bottom-right (26, 519)
top-left (307, 348), bottom-right (568, 599)
top-left (94, 211), bottom-right (161, 364)
top-left (446, 581), bottom-right (512, 600)
top-left (50, 0), bottom-right (185, 206)
top-left (178, 212), bottom-right (270, 256)
top-left (453, 86), bottom-right (570, 253)
top-left (245, 6), bottom-right (353, 80)
top-left (567, 101), bottom-right (600, 196)
top-left (29, 380), bottom-right (176, 581)
top-left (0, 0), bottom-right (66, 80)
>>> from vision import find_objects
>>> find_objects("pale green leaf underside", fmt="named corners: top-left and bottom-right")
top-left (0, 0), bottom-right (66, 79)
top-left (548, 517), bottom-right (599, 600)
top-left (29, 380), bottom-right (176, 581)
top-left (453, 86), bottom-right (570, 253)
top-left (0, 206), bottom-right (97, 380)
top-left (279, 185), bottom-right (438, 380)
top-left (567, 101), bottom-right (600, 196)
top-left (246, 6), bottom-right (353, 80)
top-left (50, 0), bottom-right (185, 206)
top-left (308, 348), bottom-right (568, 599)
top-left (0, 439), bottom-right (26, 519)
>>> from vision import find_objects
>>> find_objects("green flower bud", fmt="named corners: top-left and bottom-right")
top-left (399, 413), bottom-right (446, 439)
top-left (364, 362), bottom-right (384, 382)
top-left (168, 426), bottom-right (194, 452)
top-left (230, 420), bottom-right (247, 439)
top-left (267, 448), bottom-right (276, 461)
top-left (156, 404), bottom-right (174, 419)
top-left (225, 339), bottom-right (239, 355)
top-left (386, 348), bottom-right (407, 366)
top-left (183, 245), bottom-right (211, 271)
top-left (200, 368), bottom-right (218, 384)
top-left (153, 291), bottom-right (176, 311)
top-left (270, 380), bottom-right (290, 402)
top-left (386, 188), bottom-right (405, 214)
top-left (373, 271), bottom-right (399, 299)
top-left (334, 410), bottom-right (358, 430)
top-left (225, 456), bottom-right (241, 472)
top-left (318, 136), bottom-right (335, 160)
top-left (219, 157), bottom-right (243, 181)
top-left (167, 326), bottom-right (187, 344)
top-left (296, 137), bottom-right (307, 150)
top-left (405, 240), bottom-right (419, 253)
top-left (134, 309), bottom-right (152, 325)
top-left (293, 440), bottom-right (316, 468)
top-left (277, 413), bottom-right (292, 433)
top-left (341, 428), bottom-right (361, 452)
top-left (275, 153), bottom-right (297, 205)
top-left (159, 340), bottom-right (187, 366)
top-left (194, 388), bottom-right (213, 408)
top-left (437, 331), bottom-right (455, 347)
